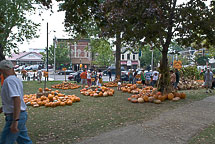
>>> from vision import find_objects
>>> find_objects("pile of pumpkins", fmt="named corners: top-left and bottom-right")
top-left (51, 82), bottom-right (80, 90)
top-left (128, 91), bottom-right (186, 104)
top-left (24, 88), bottom-right (80, 108)
top-left (177, 78), bottom-right (204, 90)
top-left (121, 84), bottom-right (145, 94)
top-left (103, 82), bottom-right (118, 87)
top-left (80, 86), bottom-right (114, 97)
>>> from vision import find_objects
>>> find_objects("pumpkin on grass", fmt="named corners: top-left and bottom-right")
top-left (168, 93), bottom-right (174, 100)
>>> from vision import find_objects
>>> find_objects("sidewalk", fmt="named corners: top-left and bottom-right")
top-left (76, 96), bottom-right (215, 144)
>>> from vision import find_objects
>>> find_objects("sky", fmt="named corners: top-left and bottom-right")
top-left (18, 0), bottom-right (210, 52)
top-left (18, 0), bottom-right (70, 52)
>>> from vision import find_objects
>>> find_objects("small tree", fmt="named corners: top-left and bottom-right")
top-left (0, 0), bottom-right (51, 60)
top-left (88, 39), bottom-right (114, 67)
top-left (41, 43), bottom-right (70, 69)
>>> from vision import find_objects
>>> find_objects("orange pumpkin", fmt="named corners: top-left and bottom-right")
top-left (75, 97), bottom-right (80, 102)
top-left (48, 94), bottom-right (54, 101)
top-left (143, 95), bottom-right (149, 102)
top-left (168, 93), bottom-right (174, 100)
top-left (38, 88), bottom-right (43, 92)
top-left (180, 93), bottom-right (186, 99)
top-left (60, 102), bottom-right (66, 106)
top-left (99, 92), bottom-right (103, 97)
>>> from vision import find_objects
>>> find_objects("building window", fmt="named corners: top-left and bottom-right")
top-left (133, 54), bottom-right (136, 60)
top-left (122, 54), bottom-right (124, 60)
top-left (127, 54), bottom-right (130, 60)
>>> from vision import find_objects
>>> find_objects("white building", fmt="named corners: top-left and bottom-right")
top-left (114, 47), bottom-right (140, 70)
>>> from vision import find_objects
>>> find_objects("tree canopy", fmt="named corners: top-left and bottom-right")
top-left (57, 0), bottom-right (215, 92)
top-left (87, 38), bottom-right (114, 67)
top-left (0, 0), bottom-right (51, 60)
top-left (41, 42), bottom-right (70, 69)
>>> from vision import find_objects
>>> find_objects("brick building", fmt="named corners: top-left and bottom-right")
top-left (56, 39), bottom-right (91, 71)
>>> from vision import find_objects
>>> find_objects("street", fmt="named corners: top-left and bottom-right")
top-left (16, 73), bottom-right (116, 82)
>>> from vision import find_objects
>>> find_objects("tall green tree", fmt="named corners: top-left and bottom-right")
top-left (41, 43), bottom-right (70, 69)
top-left (57, 0), bottom-right (125, 79)
top-left (0, 0), bottom-right (50, 60)
top-left (101, 0), bottom-right (215, 93)
top-left (57, 0), bottom-right (215, 92)
top-left (87, 39), bottom-right (114, 67)
top-left (140, 45), bottom-right (162, 68)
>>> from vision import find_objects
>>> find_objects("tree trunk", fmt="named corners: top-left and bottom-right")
top-left (115, 33), bottom-right (121, 80)
top-left (0, 44), bottom-right (5, 61)
top-left (158, 45), bottom-right (171, 94)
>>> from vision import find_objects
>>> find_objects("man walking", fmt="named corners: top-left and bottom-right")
top-left (204, 68), bottom-right (213, 93)
top-left (0, 60), bottom-right (32, 144)
top-left (80, 69), bottom-right (87, 88)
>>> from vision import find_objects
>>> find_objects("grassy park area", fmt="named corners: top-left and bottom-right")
top-left (0, 81), bottom-right (213, 144)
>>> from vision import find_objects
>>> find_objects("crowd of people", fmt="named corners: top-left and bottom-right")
top-left (20, 68), bottom-right (42, 82)
top-left (80, 69), bottom-right (103, 88)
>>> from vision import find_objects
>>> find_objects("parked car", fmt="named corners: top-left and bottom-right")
top-left (103, 66), bottom-right (125, 76)
top-left (15, 65), bottom-right (25, 72)
top-left (68, 70), bottom-right (83, 82)
top-left (58, 70), bottom-right (74, 75)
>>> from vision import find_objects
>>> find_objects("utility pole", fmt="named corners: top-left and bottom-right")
top-left (46, 22), bottom-right (49, 81)
top-left (54, 36), bottom-right (57, 80)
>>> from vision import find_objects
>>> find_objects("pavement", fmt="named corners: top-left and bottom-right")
top-left (76, 96), bottom-right (215, 144)
top-left (16, 73), bottom-right (115, 82)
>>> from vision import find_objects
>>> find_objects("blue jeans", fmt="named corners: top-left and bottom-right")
top-left (0, 111), bottom-right (32, 144)
top-left (174, 82), bottom-right (179, 89)
top-left (129, 76), bottom-right (133, 84)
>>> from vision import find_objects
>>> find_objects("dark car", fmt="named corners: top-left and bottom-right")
top-left (58, 70), bottom-right (74, 75)
top-left (103, 66), bottom-right (125, 76)
top-left (68, 70), bottom-right (83, 83)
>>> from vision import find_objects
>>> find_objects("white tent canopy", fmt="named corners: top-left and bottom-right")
top-left (209, 58), bottom-right (215, 64)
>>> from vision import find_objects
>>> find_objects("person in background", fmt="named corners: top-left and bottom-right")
top-left (0, 60), bottom-right (32, 144)
top-left (152, 71), bottom-right (159, 87)
top-left (97, 70), bottom-right (103, 87)
top-left (128, 69), bottom-right (134, 84)
top-left (204, 68), bottom-right (213, 93)
top-left (170, 70), bottom-right (176, 88)
top-left (140, 69), bottom-right (145, 87)
top-left (145, 70), bottom-right (152, 86)
top-left (133, 69), bottom-right (137, 84)
top-left (87, 70), bottom-right (92, 87)
top-left (32, 72), bottom-right (36, 81)
top-left (37, 69), bottom-right (42, 83)
top-left (21, 68), bottom-right (27, 81)
top-left (117, 80), bottom-right (122, 91)
top-left (108, 69), bottom-right (112, 82)
top-left (174, 69), bottom-right (180, 89)
top-left (91, 71), bottom-right (97, 86)
top-left (27, 71), bottom-right (31, 81)
top-left (80, 69), bottom-right (87, 88)
top-left (1, 73), bottom-right (4, 87)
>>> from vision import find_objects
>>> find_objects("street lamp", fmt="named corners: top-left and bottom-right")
top-left (54, 36), bottom-right (57, 80)
top-left (150, 43), bottom-right (154, 71)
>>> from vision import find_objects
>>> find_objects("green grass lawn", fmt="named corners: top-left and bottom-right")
top-left (189, 123), bottom-right (215, 144)
top-left (0, 81), bottom-right (213, 144)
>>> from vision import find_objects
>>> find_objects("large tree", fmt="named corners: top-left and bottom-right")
top-left (101, 0), bottom-right (215, 93)
top-left (58, 0), bottom-right (215, 92)
top-left (57, 0), bottom-right (126, 79)
top-left (0, 0), bottom-right (51, 61)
